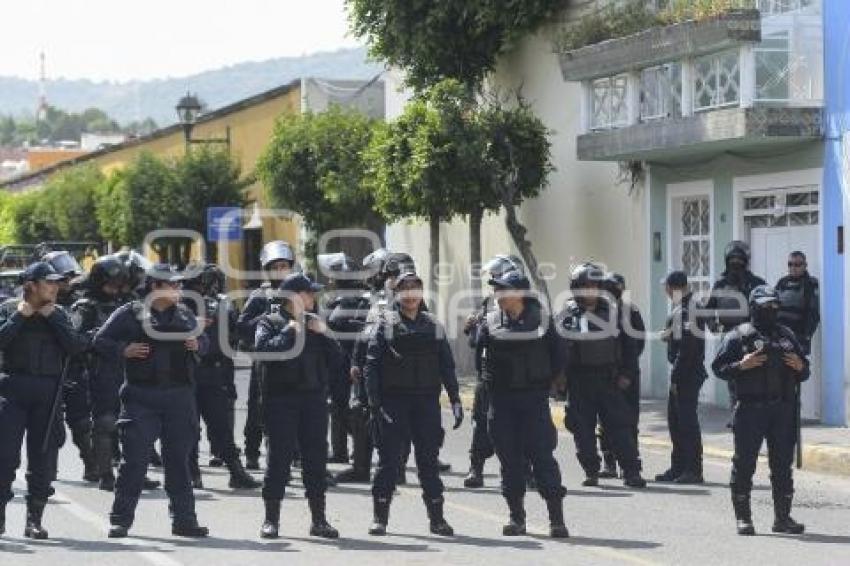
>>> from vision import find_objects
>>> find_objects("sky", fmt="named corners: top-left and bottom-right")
top-left (2, 0), bottom-right (362, 82)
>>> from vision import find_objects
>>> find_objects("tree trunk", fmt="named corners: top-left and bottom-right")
top-left (429, 212), bottom-right (440, 300)
top-left (469, 207), bottom-right (483, 305)
top-left (501, 193), bottom-right (550, 310)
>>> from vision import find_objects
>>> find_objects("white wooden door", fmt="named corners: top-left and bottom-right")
top-left (750, 224), bottom-right (821, 419)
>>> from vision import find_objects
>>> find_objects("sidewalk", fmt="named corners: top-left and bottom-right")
top-left (454, 382), bottom-right (850, 477)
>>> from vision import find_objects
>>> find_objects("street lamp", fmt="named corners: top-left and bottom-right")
top-left (175, 91), bottom-right (230, 150)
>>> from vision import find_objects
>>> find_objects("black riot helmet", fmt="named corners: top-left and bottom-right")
top-left (260, 240), bottom-right (296, 270)
top-left (115, 250), bottom-right (153, 291)
top-left (724, 240), bottom-right (751, 268)
top-left (482, 254), bottom-right (524, 279)
top-left (383, 252), bottom-right (416, 278)
top-left (202, 263), bottom-right (226, 296)
top-left (317, 252), bottom-right (362, 290)
top-left (569, 262), bottom-right (607, 290)
top-left (362, 248), bottom-right (390, 290)
top-left (749, 285), bottom-right (781, 329)
top-left (42, 250), bottom-right (83, 278)
top-left (88, 255), bottom-right (129, 292)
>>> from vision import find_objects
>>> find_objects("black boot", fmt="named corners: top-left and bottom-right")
top-left (245, 454), bottom-right (261, 470)
top-left (368, 497), bottom-right (391, 536)
top-left (772, 492), bottom-right (804, 534)
top-left (99, 472), bottom-right (115, 492)
top-left (260, 499), bottom-right (280, 539)
top-left (732, 492), bottom-right (755, 536)
top-left (546, 497), bottom-right (569, 538)
top-left (227, 458), bottom-right (260, 489)
top-left (599, 452), bottom-right (618, 479)
top-left (623, 472), bottom-right (647, 488)
top-left (209, 456), bottom-right (224, 467)
top-left (172, 518), bottom-right (209, 538)
top-left (108, 524), bottom-right (129, 538)
top-left (424, 496), bottom-right (454, 536)
top-left (438, 459), bottom-right (452, 473)
top-left (308, 497), bottom-right (339, 539)
top-left (24, 499), bottom-right (49, 540)
top-left (582, 473), bottom-right (599, 487)
top-left (143, 477), bottom-right (161, 490)
top-left (71, 420), bottom-right (98, 483)
top-left (502, 496), bottom-right (526, 536)
top-left (463, 460), bottom-right (484, 488)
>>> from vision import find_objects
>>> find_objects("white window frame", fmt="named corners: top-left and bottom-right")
top-left (666, 180), bottom-right (715, 297)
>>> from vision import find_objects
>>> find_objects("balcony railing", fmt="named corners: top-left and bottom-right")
top-left (574, 2), bottom-right (823, 134)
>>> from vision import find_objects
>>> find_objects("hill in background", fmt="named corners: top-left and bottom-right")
top-left (0, 48), bottom-right (384, 126)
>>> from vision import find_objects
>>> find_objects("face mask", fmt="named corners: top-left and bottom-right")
top-left (753, 306), bottom-right (778, 329)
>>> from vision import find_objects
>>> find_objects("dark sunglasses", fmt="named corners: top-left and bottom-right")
top-left (788, 262), bottom-right (805, 268)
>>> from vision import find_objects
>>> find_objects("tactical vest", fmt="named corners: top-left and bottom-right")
top-left (484, 319), bottom-right (551, 391)
top-left (381, 323), bottom-right (442, 395)
top-left (567, 308), bottom-right (621, 369)
top-left (2, 308), bottom-right (65, 376)
top-left (125, 302), bottom-right (195, 387)
top-left (734, 324), bottom-right (797, 402)
top-left (261, 315), bottom-right (329, 394)
top-left (776, 279), bottom-right (809, 331)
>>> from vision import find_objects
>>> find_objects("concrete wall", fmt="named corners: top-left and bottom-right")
top-left (385, 28), bottom-right (650, 381)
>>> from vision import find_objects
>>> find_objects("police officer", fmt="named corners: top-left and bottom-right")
top-left (365, 271), bottom-right (462, 537)
top-left (75, 255), bottom-right (149, 491)
top-left (656, 271), bottom-right (707, 484)
top-left (712, 285), bottom-right (808, 536)
top-left (255, 273), bottom-right (340, 539)
top-left (320, 253), bottom-right (369, 469)
top-left (237, 240), bottom-right (297, 469)
top-left (475, 270), bottom-right (569, 538)
top-left (0, 262), bottom-right (88, 539)
top-left (185, 264), bottom-right (259, 490)
top-left (334, 248), bottom-right (390, 484)
top-left (597, 272), bottom-right (646, 479)
top-left (98, 264), bottom-right (209, 538)
top-left (462, 254), bottom-right (521, 489)
top-left (706, 241), bottom-right (767, 417)
top-left (775, 251), bottom-right (820, 355)
top-left (560, 263), bottom-right (646, 488)
top-left (44, 251), bottom-right (97, 482)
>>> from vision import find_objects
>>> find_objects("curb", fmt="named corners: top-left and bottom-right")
top-left (447, 390), bottom-right (850, 478)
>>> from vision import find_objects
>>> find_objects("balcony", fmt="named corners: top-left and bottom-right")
top-left (559, 1), bottom-right (824, 162)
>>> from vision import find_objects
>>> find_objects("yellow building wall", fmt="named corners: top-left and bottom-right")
top-left (83, 85), bottom-right (303, 289)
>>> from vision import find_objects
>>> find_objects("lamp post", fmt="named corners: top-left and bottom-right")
top-left (175, 91), bottom-right (231, 151)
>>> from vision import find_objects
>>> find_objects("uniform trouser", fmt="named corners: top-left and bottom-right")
top-left (330, 386), bottom-right (351, 459)
top-left (348, 405), bottom-right (373, 472)
top-left (191, 367), bottom-right (240, 470)
top-left (0, 374), bottom-right (61, 504)
top-left (489, 388), bottom-right (565, 501)
top-left (668, 379), bottom-right (704, 476)
top-left (470, 381), bottom-right (495, 466)
top-left (372, 394), bottom-right (443, 500)
top-left (91, 370), bottom-right (122, 477)
top-left (730, 399), bottom-right (796, 496)
top-left (244, 363), bottom-right (264, 460)
top-left (568, 375), bottom-right (641, 477)
top-left (262, 392), bottom-right (328, 501)
top-left (110, 384), bottom-right (198, 528)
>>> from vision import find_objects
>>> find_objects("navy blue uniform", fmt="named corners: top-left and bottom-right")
top-left (237, 285), bottom-right (274, 463)
top-left (365, 309), bottom-right (459, 502)
top-left (775, 274), bottom-right (820, 355)
top-left (75, 293), bottom-right (126, 481)
top-left (476, 300), bottom-right (566, 502)
top-left (560, 299), bottom-right (642, 478)
top-left (0, 299), bottom-right (87, 505)
top-left (663, 293), bottom-right (707, 477)
top-left (190, 295), bottom-right (243, 475)
top-left (712, 322), bottom-right (809, 497)
top-left (95, 301), bottom-right (207, 530)
top-left (255, 311), bottom-right (342, 503)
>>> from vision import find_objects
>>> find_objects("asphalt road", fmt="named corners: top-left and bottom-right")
top-left (3, 368), bottom-right (850, 565)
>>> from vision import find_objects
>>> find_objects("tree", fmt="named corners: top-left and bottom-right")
top-left (346, 0), bottom-right (567, 91)
top-left (257, 106), bottom-right (385, 264)
top-left (364, 81), bottom-right (485, 293)
top-left (478, 97), bottom-right (554, 303)
top-left (44, 164), bottom-right (104, 241)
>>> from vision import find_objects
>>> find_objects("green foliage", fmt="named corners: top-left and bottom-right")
top-left (347, 0), bottom-right (568, 91)
top-left (258, 106), bottom-right (384, 238)
top-left (43, 164), bottom-right (103, 241)
top-left (0, 105), bottom-right (156, 146)
top-left (364, 80), bottom-right (487, 223)
top-left (556, 0), bottom-right (756, 52)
